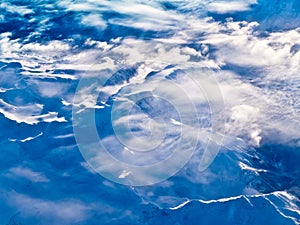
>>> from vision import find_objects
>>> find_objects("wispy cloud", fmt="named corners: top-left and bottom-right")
top-left (6, 166), bottom-right (49, 183)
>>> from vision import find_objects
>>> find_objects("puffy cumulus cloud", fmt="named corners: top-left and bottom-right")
top-left (195, 20), bottom-right (300, 146)
top-left (216, 69), bottom-right (300, 147)
top-left (228, 103), bottom-right (262, 147)
top-left (81, 14), bottom-right (106, 29)
top-left (202, 21), bottom-right (300, 71)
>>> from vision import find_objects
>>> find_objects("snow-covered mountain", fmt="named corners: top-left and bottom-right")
top-left (0, 0), bottom-right (299, 224)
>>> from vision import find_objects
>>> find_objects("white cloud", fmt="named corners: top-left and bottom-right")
top-left (81, 14), bottom-right (106, 29)
top-left (207, 1), bottom-right (253, 14)
top-left (31, 81), bottom-right (70, 98)
top-left (59, 0), bottom-right (184, 31)
top-left (0, 0), bottom-right (299, 151)
top-left (191, 19), bottom-right (300, 146)
top-left (0, 99), bottom-right (66, 125)
top-left (21, 41), bottom-right (70, 52)
top-left (7, 192), bottom-right (92, 224)
top-left (0, 35), bottom-right (75, 79)
top-left (9, 132), bottom-right (43, 143)
top-left (202, 20), bottom-right (300, 71)
top-left (0, 0), bottom-right (298, 212)
top-left (231, 104), bottom-right (260, 122)
top-left (6, 166), bottom-right (49, 183)
top-left (66, 17), bottom-right (300, 150)
top-left (0, 2), bottom-right (34, 16)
